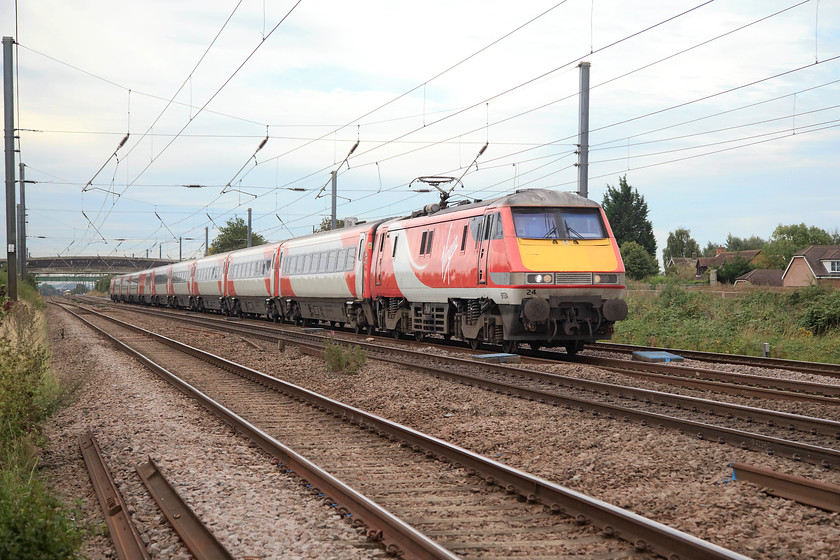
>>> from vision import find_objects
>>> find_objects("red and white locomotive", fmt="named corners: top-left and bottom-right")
top-left (111, 188), bottom-right (628, 353)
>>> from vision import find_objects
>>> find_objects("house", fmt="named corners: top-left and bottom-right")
top-left (782, 245), bottom-right (840, 288)
top-left (665, 256), bottom-right (698, 270)
top-left (734, 269), bottom-right (783, 287)
top-left (696, 247), bottom-right (762, 277)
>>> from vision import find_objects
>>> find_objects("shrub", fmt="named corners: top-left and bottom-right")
top-left (799, 289), bottom-right (840, 335)
top-left (0, 463), bottom-right (84, 560)
top-left (0, 304), bottom-right (51, 443)
top-left (323, 336), bottom-right (367, 374)
top-left (0, 298), bottom-right (86, 559)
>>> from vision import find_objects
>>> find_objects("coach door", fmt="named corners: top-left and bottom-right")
top-left (477, 214), bottom-right (491, 285)
top-left (477, 212), bottom-right (503, 285)
top-left (355, 233), bottom-right (366, 297)
top-left (374, 229), bottom-right (387, 286)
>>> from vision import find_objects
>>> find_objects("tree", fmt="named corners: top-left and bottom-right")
top-left (757, 223), bottom-right (833, 269)
top-left (662, 228), bottom-right (700, 267)
top-left (95, 275), bottom-right (113, 293)
top-left (209, 217), bottom-right (267, 254)
top-left (70, 283), bottom-right (88, 295)
top-left (601, 175), bottom-right (656, 256)
top-left (724, 233), bottom-right (765, 252)
top-left (620, 241), bottom-right (659, 280)
top-left (701, 241), bottom-right (719, 257)
top-left (315, 217), bottom-right (345, 233)
top-left (715, 256), bottom-right (754, 284)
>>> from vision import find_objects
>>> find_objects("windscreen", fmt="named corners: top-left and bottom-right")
top-left (512, 207), bottom-right (606, 240)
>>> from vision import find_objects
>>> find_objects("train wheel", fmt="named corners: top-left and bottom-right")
top-left (366, 325), bottom-right (374, 336)
top-left (392, 328), bottom-right (401, 340)
top-left (468, 338), bottom-right (481, 351)
top-left (565, 341), bottom-right (584, 355)
top-left (414, 331), bottom-right (424, 342)
top-left (501, 340), bottom-right (518, 354)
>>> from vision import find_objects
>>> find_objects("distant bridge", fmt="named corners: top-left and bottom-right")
top-left (1, 256), bottom-right (176, 287)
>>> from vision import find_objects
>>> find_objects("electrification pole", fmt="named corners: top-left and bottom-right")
top-left (247, 208), bottom-right (252, 247)
top-left (18, 162), bottom-right (26, 279)
top-left (330, 171), bottom-right (337, 230)
top-left (204, 226), bottom-right (208, 256)
top-left (577, 61), bottom-right (591, 199)
top-left (3, 36), bottom-right (18, 300)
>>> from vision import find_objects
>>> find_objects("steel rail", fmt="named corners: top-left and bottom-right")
top-left (729, 462), bottom-right (840, 512)
top-left (572, 354), bottom-right (840, 401)
top-left (78, 431), bottom-right (151, 560)
top-left (74, 301), bottom-right (840, 462)
top-left (288, 340), bottom-right (840, 469)
top-left (58, 302), bottom-right (751, 560)
top-left (92, 300), bottom-right (840, 404)
top-left (135, 458), bottom-right (234, 560)
top-left (590, 341), bottom-right (840, 379)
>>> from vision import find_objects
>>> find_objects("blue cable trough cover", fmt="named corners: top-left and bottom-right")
top-left (472, 353), bottom-right (522, 364)
top-left (632, 350), bottom-right (684, 363)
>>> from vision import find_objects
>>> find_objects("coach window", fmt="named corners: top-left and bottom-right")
top-left (460, 224), bottom-right (468, 252)
top-left (419, 231), bottom-right (428, 256)
top-left (425, 230), bottom-right (433, 255)
top-left (392, 234), bottom-right (399, 257)
top-left (491, 213), bottom-right (503, 239)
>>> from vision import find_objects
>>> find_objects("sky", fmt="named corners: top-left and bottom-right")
top-left (2, 0), bottom-right (839, 266)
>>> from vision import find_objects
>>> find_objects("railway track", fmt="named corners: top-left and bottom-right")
top-left (81, 297), bottom-right (840, 406)
top-left (589, 341), bottom-right (840, 379)
top-left (79, 300), bottom-right (840, 469)
top-left (57, 301), bottom-right (750, 560)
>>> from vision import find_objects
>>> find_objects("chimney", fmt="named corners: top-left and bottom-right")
top-left (716, 245), bottom-right (725, 256)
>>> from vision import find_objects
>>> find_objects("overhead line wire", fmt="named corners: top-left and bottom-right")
top-left (91, 1), bottom-right (304, 253)
top-left (108, 1), bottom-right (821, 252)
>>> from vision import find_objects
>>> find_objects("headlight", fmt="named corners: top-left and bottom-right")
top-left (594, 274), bottom-right (618, 284)
top-left (527, 273), bottom-right (554, 284)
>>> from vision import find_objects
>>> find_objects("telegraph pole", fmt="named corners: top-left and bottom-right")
top-left (576, 61), bottom-right (591, 199)
top-left (4, 36), bottom-right (18, 299)
top-left (204, 226), bottom-right (208, 256)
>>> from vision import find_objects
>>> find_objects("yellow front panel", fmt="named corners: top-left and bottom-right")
top-left (517, 239), bottom-right (619, 272)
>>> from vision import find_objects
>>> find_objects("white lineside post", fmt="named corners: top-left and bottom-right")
top-left (577, 61), bottom-right (591, 199)
top-left (3, 36), bottom-right (17, 299)
top-left (204, 227), bottom-right (208, 256)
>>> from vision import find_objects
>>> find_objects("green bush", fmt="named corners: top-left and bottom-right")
top-left (0, 460), bottom-right (85, 560)
top-left (613, 285), bottom-right (840, 363)
top-left (0, 297), bottom-right (86, 558)
top-left (799, 289), bottom-right (840, 335)
top-left (323, 336), bottom-right (367, 374)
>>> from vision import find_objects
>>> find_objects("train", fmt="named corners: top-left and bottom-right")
top-left (110, 188), bottom-right (628, 354)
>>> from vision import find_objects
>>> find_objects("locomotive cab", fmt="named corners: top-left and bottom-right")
top-left (495, 198), bottom-right (628, 352)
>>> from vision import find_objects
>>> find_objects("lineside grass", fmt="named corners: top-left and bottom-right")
top-left (0, 271), bottom-right (86, 559)
top-left (613, 282), bottom-right (840, 364)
